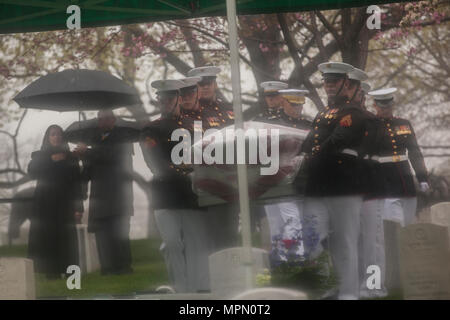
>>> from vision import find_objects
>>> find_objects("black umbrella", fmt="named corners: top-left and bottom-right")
top-left (65, 117), bottom-right (143, 132)
top-left (13, 69), bottom-right (142, 111)
top-left (64, 117), bottom-right (143, 144)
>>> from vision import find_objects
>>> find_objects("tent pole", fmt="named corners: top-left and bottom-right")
top-left (226, 0), bottom-right (253, 290)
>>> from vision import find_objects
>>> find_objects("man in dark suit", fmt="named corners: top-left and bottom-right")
top-left (74, 109), bottom-right (139, 275)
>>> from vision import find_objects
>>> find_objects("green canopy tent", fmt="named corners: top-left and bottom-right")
top-left (0, 0), bottom-right (406, 34)
top-left (1, 0), bottom-right (407, 293)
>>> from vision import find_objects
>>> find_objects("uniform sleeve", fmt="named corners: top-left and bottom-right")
top-left (319, 109), bottom-right (366, 155)
top-left (359, 117), bottom-right (382, 157)
top-left (405, 121), bottom-right (428, 182)
top-left (302, 130), bottom-right (314, 154)
top-left (117, 127), bottom-right (141, 143)
top-left (301, 114), bottom-right (319, 154)
top-left (139, 126), bottom-right (176, 176)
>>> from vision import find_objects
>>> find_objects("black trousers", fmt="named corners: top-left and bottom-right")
top-left (93, 215), bottom-right (132, 274)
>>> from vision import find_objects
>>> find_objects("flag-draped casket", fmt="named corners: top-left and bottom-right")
top-left (190, 121), bottom-right (310, 206)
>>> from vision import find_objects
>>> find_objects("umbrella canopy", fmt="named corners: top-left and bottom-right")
top-left (13, 69), bottom-right (142, 111)
top-left (65, 117), bottom-right (143, 132)
top-left (64, 117), bottom-right (143, 143)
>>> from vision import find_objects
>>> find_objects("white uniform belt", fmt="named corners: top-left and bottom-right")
top-left (341, 148), bottom-right (358, 157)
top-left (371, 155), bottom-right (408, 163)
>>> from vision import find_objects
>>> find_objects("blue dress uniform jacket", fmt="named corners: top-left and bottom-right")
top-left (200, 98), bottom-right (235, 129)
top-left (179, 108), bottom-right (203, 132)
top-left (372, 117), bottom-right (428, 197)
top-left (180, 98), bottom-right (235, 132)
top-left (358, 111), bottom-right (386, 200)
top-left (140, 117), bottom-right (199, 210)
top-left (302, 101), bottom-right (368, 197)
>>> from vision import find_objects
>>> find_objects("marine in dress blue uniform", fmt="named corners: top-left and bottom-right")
top-left (367, 88), bottom-right (430, 226)
top-left (254, 82), bottom-right (312, 266)
top-left (187, 66), bottom-right (238, 252)
top-left (301, 62), bottom-right (369, 300)
top-left (188, 66), bottom-right (235, 129)
top-left (140, 79), bottom-right (211, 293)
top-left (346, 71), bottom-right (390, 298)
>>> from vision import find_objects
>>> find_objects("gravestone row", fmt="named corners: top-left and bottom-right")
top-left (385, 202), bottom-right (450, 300)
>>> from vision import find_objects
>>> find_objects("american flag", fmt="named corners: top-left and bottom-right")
top-left (191, 121), bottom-right (309, 205)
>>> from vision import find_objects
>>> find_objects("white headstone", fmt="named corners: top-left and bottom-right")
top-left (429, 202), bottom-right (450, 228)
top-left (209, 247), bottom-right (270, 299)
top-left (398, 223), bottom-right (450, 300)
top-left (0, 258), bottom-right (35, 300)
top-left (231, 287), bottom-right (308, 300)
top-left (76, 224), bottom-right (100, 274)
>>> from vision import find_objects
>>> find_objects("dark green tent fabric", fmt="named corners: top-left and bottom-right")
top-left (0, 0), bottom-right (409, 34)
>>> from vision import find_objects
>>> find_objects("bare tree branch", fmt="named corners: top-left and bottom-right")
top-left (315, 10), bottom-right (342, 47)
top-left (180, 21), bottom-right (207, 68)
top-left (0, 176), bottom-right (30, 189)
top-left (278, 13), bottom-right (325, 111)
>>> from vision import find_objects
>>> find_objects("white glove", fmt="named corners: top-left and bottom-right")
top-left (419, 182), bottom-right (430, 193)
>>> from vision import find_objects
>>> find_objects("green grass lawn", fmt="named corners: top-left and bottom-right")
top-left (0, 236), bottom-right (403, 299)
top-left (0, 238), bottom-right (169, 299)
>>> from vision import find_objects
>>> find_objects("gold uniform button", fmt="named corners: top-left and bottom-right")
top-left (338, 160), bottom-right (342, 164)
top-left (393, 145), bottom-right (397, 149)
top-left (392, 140), bottom-right (396, 143)
top-left (178, 121), bottom-right (182, 125)
top-left (314, 134), bottom-right (319, 138)
top-left (315, 126), bottom-right (318, 130)
top-left (393, 151), bottom-right (398, 155)
top-left (387, 123), bottom-right (391, 127)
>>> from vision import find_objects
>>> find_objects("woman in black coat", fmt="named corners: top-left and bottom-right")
top-left (27, 125), bottom-right (84, 279)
